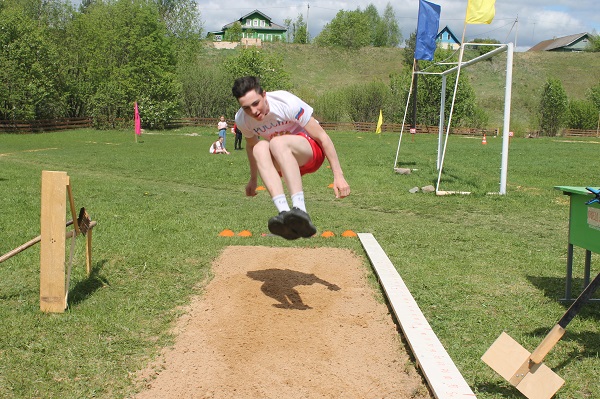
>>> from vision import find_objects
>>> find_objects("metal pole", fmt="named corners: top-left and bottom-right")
top-left (306, 3), bottom-right (310, 44)
top-left (438, 75), bottom-right (446, 170)
top-left (412, 61), bottom-right (418, 139)
top-left (584, 250), bottom-right (592, 288)
top-left (514, 15), bottom-right (519, 48)
top-left (393, 61), bottom-right (417, 169)
top-left (499, 42), bottom-right (513, 195)
top-left (564, 243), bottom-right (574, 301)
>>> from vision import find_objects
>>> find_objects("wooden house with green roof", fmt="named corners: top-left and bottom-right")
top-left (528, 33), bottom-right (592, 52)
top-left (208, 10), bottom-right (287, 43)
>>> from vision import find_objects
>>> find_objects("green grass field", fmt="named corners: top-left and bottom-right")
top-left (1, 128), bottom-right (599, 398)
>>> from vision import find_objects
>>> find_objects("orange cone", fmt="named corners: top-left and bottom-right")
top-left (482, 134), bottom-right (487, 145)
top-left (237, 230), bottom-right (252, 237)
top-left (218, 229), bottom-right (235, 237)
top-left (341, 230), bottom-right (357, 237)
top-left (321, 230), bottom-right (335, 237)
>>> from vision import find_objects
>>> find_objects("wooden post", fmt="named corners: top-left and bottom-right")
top-left (67, 184), bottom-right (80, 236)
top-left (40, 171), bottom-right (69, 313)
top-left (86, 228), bottom-right (93, 276)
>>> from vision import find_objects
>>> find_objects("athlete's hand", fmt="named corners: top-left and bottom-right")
top-left (245, 179), bottom-right (258, 197)
top-left (333, 176), bottom-right (350, 198)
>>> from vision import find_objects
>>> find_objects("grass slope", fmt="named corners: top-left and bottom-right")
top-left (204, 44), bottom-right (600, 133)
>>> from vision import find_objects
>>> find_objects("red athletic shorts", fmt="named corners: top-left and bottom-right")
top-left (275, 133), bottom-right (324, 176)
top-left (298, 133), bottom-right (325, 175)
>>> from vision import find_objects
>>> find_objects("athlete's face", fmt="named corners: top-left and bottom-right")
top-left (238, 89), bottom-right (269, 121)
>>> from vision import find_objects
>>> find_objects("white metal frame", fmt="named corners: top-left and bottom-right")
top-left (394, 42), bottom-right (514, 195)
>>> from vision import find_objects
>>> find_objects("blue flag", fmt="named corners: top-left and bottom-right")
top-left (415, 0), bottom-right (441, 61)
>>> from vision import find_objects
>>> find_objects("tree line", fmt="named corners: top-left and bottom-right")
top-left (1, 0), bottom-right (200, 127)
top-left (0, 0), bottom-right (479, 129)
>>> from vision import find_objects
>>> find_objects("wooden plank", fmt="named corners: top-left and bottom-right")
top-left (358, 233), bottom-right (476, 399)
top-left (482, 332), bottom-right (531, 381)
top-left (40, 171), bottom-right (69, 313)
top-left (517, 364), bottom-right (565, 399)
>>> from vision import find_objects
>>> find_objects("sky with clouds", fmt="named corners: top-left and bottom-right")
top-left (198, 0), bottom-right (599, 52)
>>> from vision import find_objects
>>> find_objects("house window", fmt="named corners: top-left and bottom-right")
top-left (260, 20), bottom-right (266, 27)
top-left (253, 19), bottom-right (258, 27)
top-left (266, 34), bottom-right (273, 41)
top-left (258, 33), bottom-right (264, 40)
top-left (214, 34), bottom-right (222, 42)
top-left (246, 20), bottom-right (251, 26)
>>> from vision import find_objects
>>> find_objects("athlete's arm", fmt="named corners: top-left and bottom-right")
top-left (303, 117), bottom-right (350, 198)
top-left (244, 135), bottom-right (260, 196)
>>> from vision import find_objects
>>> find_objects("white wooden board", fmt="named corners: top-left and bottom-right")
top-left (358, 233), bottom-right (476, 399)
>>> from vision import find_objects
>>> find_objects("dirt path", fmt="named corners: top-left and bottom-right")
top-left (134, 246), bottom-right (432, 399)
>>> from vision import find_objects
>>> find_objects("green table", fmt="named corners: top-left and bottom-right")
top-left (555, 186), bottom-right (600, 302)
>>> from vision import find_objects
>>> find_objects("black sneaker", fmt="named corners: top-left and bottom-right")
top-left (268, 212), bottom-right (300, 240)
top-left (284, 208), bottom-right (317, 238)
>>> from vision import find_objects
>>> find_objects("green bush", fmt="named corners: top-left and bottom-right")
top-left (312, 81), bottom-right (390, 123)
top-left (568, 99), bottom-right (599, 129)
top-left (223, 48), bottom-right (292, 92)
top-left (178, 62), bottom-right (237, 119)
top-left (343, 81), bottom-right (390, 122)
top-left (539, 78), bottom-right (568, 136)
top-left (587, 82), bottom-right (600, 109)
top-left (312, 90), bottom-right (352, 122)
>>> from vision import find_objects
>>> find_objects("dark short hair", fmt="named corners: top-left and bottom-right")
top-left (232, 76), bottom-right (263, 99)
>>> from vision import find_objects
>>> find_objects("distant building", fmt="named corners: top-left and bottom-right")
top-left (436, 26), bottom-right (461, 50)
top-left (528, 33), bottom-right (591, 52)
top-left (207, 10), bottom-right (287, 43)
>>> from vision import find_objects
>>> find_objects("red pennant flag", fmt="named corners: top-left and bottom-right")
top-left (134, 102), bottom-right (141, 135)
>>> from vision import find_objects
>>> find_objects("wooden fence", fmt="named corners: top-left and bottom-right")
top-left (564, 128), bottom-right (600, 137)
top-left (0, 118), bottom-right (92, 133)
top-left (319, 121), bottom-right (499, 136)
top-left (165, 117), bottom-right (217, 129)
top-left (166, 118), bottom-right (498, 136)
top-left (1, 116), bottom-right (598, 138)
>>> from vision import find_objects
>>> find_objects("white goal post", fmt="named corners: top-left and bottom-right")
top-left (394, 42), bottom-right (514, 195)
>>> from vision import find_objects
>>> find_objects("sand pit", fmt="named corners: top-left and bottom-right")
top-left (134, 246), bottom-right (432, 399)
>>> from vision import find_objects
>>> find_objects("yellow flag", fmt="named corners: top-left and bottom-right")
top-left (376, 109), bottom-right (383, 134)
top-left (465, 0), bottom-right (495, 24)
